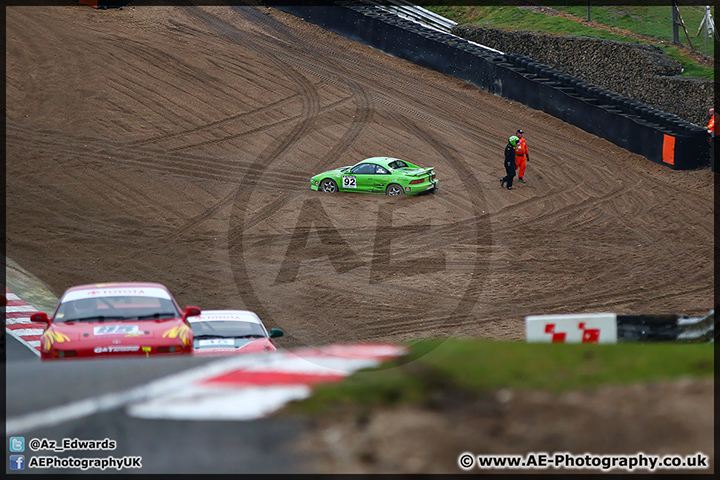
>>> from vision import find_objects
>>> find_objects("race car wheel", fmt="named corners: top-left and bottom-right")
top-left (320, 178), bottom-right (338, 193)
top-left (386, 184), bottom-right (403, 196)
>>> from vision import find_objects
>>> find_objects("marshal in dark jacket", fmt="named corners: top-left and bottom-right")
top-left (501, 142), bottom-right (517, 189)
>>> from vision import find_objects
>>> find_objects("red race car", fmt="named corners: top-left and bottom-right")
top-left (30, 282), bottom-right (200, 360)
top-left (187, 310), bottom-right (283, 355)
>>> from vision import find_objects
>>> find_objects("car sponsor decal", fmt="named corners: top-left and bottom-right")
top-left (41, 330), bottom-right (71, 351)
top-left (198, 339), bottom-right (235, 347)
top-left (187, 311), bottom-right (262, 323)
top-left (63, 287), bottom-right (172, 302)
top-left (93, 346), bottom-right (140, 354)
top-left (162, 325), bottom-right (192, 345)
top-left (342, 176), bottom-right (357, 188)
top-left (93, 325), bottom-right (140, 336)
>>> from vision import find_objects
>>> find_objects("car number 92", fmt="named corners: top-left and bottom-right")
top-left (342, 176), bottom-right (357, 188)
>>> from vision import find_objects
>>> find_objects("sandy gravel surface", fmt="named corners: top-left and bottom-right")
top-left (5, 3), bottom-right (714, 474)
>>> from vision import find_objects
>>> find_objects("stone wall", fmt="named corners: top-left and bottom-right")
top-left (451, 26), bottom-right (715, 127)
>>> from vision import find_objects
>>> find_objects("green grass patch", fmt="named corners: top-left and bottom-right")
top-left (430, 5), bottom-right (630, 39)
top-left (659, 46), bottom-right (716, 79)
top-left (557, 4), bottom-right (715, 57)
top-left (425, 5), bottom-right (714, 78)
top-left (282, 339), bottom-right (714, 415)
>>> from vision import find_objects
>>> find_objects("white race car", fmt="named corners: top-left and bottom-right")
top-left (187, 310), bottom-right (283, 355)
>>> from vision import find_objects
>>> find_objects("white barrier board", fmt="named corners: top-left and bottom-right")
top-left (526, 313), bottom-right (618, 344)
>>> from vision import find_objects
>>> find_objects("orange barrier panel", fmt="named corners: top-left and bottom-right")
top-left (78, 0), bottom-right (99, 7)
top-left (662, 134), bottom-right (676, 165)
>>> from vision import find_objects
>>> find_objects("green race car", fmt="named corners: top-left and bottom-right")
top-left (310, 157), bottom-right (438, 196)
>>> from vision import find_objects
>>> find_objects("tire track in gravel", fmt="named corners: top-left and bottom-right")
top-left (6, 4), bottom-right (713, 350)
top-left (246, 36), bottom-right (502, 152)
top-left (356, 111), bottom-right (492, 338)
top-left (185, 7), bottom-right (464, 342)
top-left (180, 7), bottom-right (328, 324)
top-left (488, 150), bottom-right (710, 298)
top-left (5, 122), bottom-right (311, 188)
top-left (306, 21), bottom-right (713, 323)
top-left (182, 10), bottom-right (373, 179)
top-left (208, 7), bottom-right (483, 238)
top-left (204, 6), bottom-right (531, 340)
top-left (127, 90), bottom-right (321, 148)
top-left (170, 188), bottom-right (239, 238)
top-left (95, 33), bottom-right (349, 154)
top-left (6, 160), bottom-right (184, 242)
top-left (5, 127), bottom-right (250, 185)
top-left (240, 16), bottom-right (527, 153)
top-left (101, 42), bottom-right (218, 128)
top-left (213, 6), bottom-right (506, 161)
top-left (237, 214), bottom-right (482, 274)
top-left (5, 8), bottom-right (92, 103)
top-left (238, 74), bottom-right (374, 233)
top-left (161, 93), bottom-right (348, 153)
top-left (98, 25), bottom-right (275, 129)
top-left (232, 7), bottom-right (621, 245)
top-left (60, 168), bottom-right (186, 228)
top-left (204, 5), bottom-right (376, 177)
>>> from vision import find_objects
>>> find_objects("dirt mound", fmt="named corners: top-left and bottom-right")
top-left (295, 378), bottom-right (714, 473)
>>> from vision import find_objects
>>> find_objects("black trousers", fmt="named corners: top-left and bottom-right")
top-left (502, 162), bottom-right (515, 188)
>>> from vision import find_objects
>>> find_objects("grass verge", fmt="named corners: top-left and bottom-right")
top-left (425, 5), bottom-right (715, 80)
top-left (280, 339), bottom-right (714, 416)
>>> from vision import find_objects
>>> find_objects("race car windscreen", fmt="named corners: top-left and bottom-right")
top-left (53, 296), bottom-right (181, 322)
top-left (191, 321), bottom-right (267, 338)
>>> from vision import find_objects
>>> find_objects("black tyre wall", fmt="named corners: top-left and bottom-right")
top-left (269, 3), bottom-right (710, 170)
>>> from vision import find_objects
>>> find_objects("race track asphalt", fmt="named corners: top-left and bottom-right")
top-left (5, 334), bottom-right (310, 474)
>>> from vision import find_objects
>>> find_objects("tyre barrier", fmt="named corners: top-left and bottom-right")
top-left (268, 2), bottom-right (711, 170)
top-left (526, 311), bottom-right (715, 344)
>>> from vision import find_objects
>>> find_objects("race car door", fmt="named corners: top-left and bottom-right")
top-left (344, 163), bottom-right (376, 192)
top-left (371, 164), bottom-right (392, 193)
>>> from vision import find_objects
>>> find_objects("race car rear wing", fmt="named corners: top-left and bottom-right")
top-left (406, 167), bottom-right (434, 177)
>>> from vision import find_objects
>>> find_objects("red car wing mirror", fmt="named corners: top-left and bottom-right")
top-left (182, 306), bottom-right (201, 324)
top-left (30, 312), bottom-right (51, 325)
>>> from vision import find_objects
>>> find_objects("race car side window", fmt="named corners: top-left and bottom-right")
top-left (351, 163), bottom-right (376, 175)
top-left (376, 165), bottom-right (389, 174)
